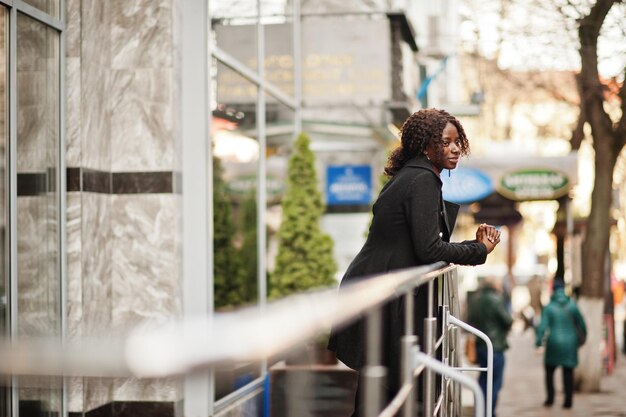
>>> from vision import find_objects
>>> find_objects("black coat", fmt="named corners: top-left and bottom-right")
top-left (328, 155), bottom-right (488, 383)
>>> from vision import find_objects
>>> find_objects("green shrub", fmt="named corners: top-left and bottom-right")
top-left (270, 133), bottom-right (337, 298)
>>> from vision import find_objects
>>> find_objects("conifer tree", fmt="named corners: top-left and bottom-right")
top-left (239, 191), bottom-right (258, 303)
top-left (270, 133), bottom-right (337, 298)
top-left (213, 155), bottom-right (246, 309)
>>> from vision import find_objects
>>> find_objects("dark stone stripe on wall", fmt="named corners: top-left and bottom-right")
top-left (17, 173), bottom-right (48, 196)
top-left (17, 169), bottom-right (57, 196)
top-left (84, 401), bottom-right (174, 417)
top-left (112, 171), bottom-right (173, 194)
top-left (65, 168), bottom-right (173, 194)
top-left (83, 168), bottom-right (112, 194)
top-left (67, 167), bottom-right (82, 192)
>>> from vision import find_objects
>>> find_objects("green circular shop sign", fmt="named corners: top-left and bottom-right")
top-left (498, 168), bottom-right (570, 201)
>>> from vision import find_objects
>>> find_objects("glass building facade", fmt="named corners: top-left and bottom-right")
top-left (0, 1), bottom-right (423, 416)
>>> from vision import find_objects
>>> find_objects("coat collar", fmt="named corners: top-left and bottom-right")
top-left (404, 154), bottom-right (460, 235)
top-left (404, 154), bottom-right (441, 183)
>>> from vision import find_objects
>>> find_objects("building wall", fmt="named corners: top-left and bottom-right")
top-left (65, 0), bottom-right (182, 413)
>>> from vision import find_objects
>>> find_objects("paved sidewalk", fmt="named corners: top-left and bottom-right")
top-left (495, 328), bottom-right (626, 417)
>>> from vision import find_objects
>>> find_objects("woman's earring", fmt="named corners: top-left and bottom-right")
top-left (425, 153), bottom-right (430, 161)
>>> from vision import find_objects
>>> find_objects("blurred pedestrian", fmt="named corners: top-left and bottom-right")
top-left (535, 279), bottom-right (587, 409)
top-left (327, 109), bottom-right (502, 416)
top-left (523, 274), bottom-right (543, 329)
top-left (468, 275), bottom-right (513, 417)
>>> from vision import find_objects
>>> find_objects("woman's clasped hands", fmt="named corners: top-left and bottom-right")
top-left (476, 223), bottom-right (501, 253)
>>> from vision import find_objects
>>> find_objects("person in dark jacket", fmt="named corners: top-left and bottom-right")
top-left (467, 275), bottom-right (513, 417)
top-left (535, 279), bottom-right (587, 409)
top-left (327, 109), bottom-right (501, 416)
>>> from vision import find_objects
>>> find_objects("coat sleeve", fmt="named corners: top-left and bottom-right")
top-left (494, 295), bottom-right (514, 330)
top-left (573, 304), bottom-right (587, 337)
top-left (404, 174), bottom-right (488, 265)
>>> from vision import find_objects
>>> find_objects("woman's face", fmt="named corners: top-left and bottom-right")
top-left (425, 122), bottom-right (462, 174)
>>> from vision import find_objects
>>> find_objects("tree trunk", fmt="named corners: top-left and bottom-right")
top-left (578, 132), bottom-right (615, 391)
top-left (575, 297), bottom-right (604, 391)
top-left (580, 138), bottom-right (615, 299)
top-left (576, 0), bottom-right (621, 392)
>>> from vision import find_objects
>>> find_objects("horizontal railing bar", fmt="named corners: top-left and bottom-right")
top-left (455, 367), bottom-right (488, 372)
top-left (0, 338), bottom-right (130, 377)
top-left (214, 376), bottom-right (265, 413)
top-left (126, 262), bottom-right (448, 377)
top-left (414, 352), bottom-right (485, 417)
top-left (0, 262), bottom-right (449, 378)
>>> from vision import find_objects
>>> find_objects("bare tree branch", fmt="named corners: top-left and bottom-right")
top-left (571, 73), bottom-right (586, 150)
top-left (579, 0), bottom-right (616, 138)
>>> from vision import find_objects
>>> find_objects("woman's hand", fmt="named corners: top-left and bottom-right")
top-left (476, 223), bottom-right (501, 254)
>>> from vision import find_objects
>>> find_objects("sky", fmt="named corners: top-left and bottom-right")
top-left (459, 0), bottom-right (625, 78)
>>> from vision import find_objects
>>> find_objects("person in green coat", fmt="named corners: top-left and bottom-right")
top-left (468, 275), bottom-right (513, 417)
top-left (535, 279), bottom-right (587, 409)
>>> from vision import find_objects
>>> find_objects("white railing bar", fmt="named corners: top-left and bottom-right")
top-left (413, 363), bottom-right (427, 377)
top-left (433, 391), bottom-right (444, 416)
top-left (448, 313), bottom-right (493, 417)
top-left (213, 376), bottom-right (265, 413)
top-left (455, 367), bottom-right (488, 372)
top-left (0, 262), bottom-right (448, 378)
top-left (378, 383), bottom-right (413, 417)
top-left (434, 334), bottom-right (445, 350)
top-left (126, 263), bottom-right (447, 377)
top-left (414, 351), bottom-right (485, 417)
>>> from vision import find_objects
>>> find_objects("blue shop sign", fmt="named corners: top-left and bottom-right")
top-left (442, 166), bottom-right (493, 204)
top-left (326, 165), bottom-right (372, 205)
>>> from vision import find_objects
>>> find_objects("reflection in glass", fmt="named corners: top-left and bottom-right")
top-left (16, 12), bottom-right (61, 417)
top-left (22, 0), bottom-right (60, 19)
top-left (213, 62), bottom-right (261, 401)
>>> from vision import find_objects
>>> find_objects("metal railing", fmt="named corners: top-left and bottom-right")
top-left (0, 262), bottom-right (493, 417)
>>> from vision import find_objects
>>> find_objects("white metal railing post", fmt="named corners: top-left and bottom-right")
top-left (414, 352), bottom-right (485, 417)
top-left (402, 289), bottom-right (416, 417)
top-left (364, 307), bottom-right (385, 417)
top-left (441, 304), bottom-right (450, 415)
top-left (422, 277), bottom-right (437, 417)
top-left (423, 316), bottom-right (437, 416)
top-left (447, 313), bottom-right (494, 417)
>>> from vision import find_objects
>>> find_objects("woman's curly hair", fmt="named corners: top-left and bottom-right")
top-left (384, 108), bottom-right (470, 177)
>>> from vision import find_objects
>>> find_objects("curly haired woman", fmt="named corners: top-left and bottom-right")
top-left (327, 108), bottom-right (501, 416)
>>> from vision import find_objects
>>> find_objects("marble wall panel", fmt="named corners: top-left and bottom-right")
top-left (111, 194), bottom-right (181, 401)
top-left (171, 0), bottom-right (181, 173)
top-left (84, 377), bottom-right (114, 414)
top-left (81, 192), bottom-right (112, 335)
top-left (110, 69), bottom-right (174, 171)
top-left (81, 192), bottom-right (114, 411)
top-left (16, 70), bottom-right (47, 172)
top-left (66, 57), bottom-right (82, 167)
top-left (17, 15), bottom-right (59, 173)
top-left (113, 378), bottom-right (181, 403)
top-left (110, 0), bottom-right (173, 70)
top-left (80, 1), bottom-right (111, 171)
top-left (23, 0), bottom-right (60, 18)
top-left (16, 196), bottom-right (59, 337)
top-left (66, 193), bottom-right (83, 337)
top-left (111, 194), bottom-right (181, 330)
top-left (66, 0), bottom-right (81, 58)
top-left (67, 192), bottom-right (84, 412)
